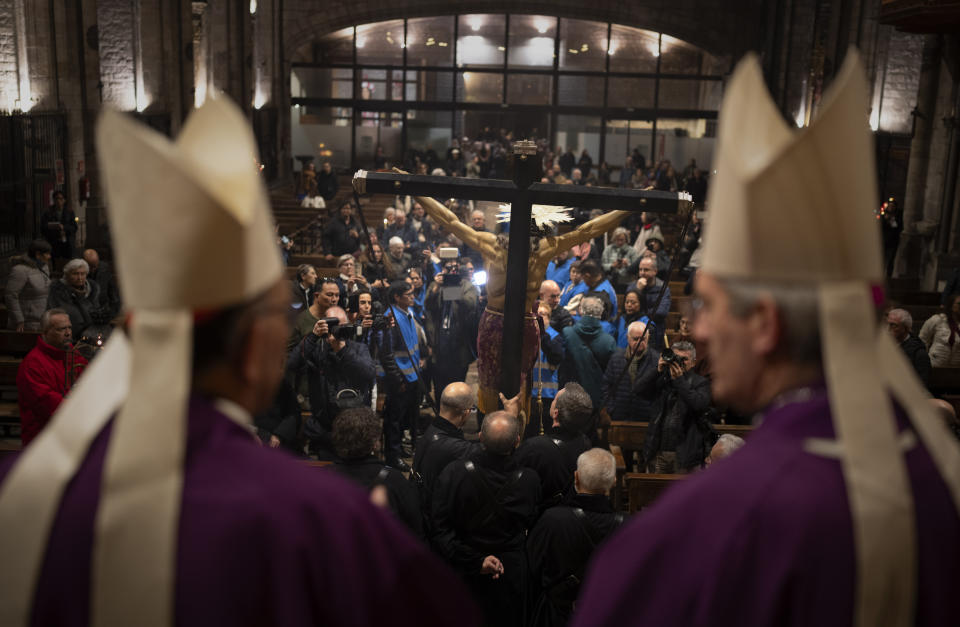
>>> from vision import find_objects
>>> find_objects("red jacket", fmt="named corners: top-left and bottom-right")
top-left (16, 336), bottom-right (87, 445)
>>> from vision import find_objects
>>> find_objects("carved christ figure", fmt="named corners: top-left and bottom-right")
top-left (414, 193), bottom-right (629, 413)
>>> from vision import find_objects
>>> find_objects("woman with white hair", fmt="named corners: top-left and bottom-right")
top-left (46, 258), bottom-right (108, 338)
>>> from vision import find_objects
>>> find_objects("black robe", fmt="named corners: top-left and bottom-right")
top-left (332, 456), bottom-right (424, 538)
top-left (413, 417), bottom-right (479, 529)
top-left (432, 450), bottom-right (541, 627)
top-left (514, 429), bottom-right (591, 510)
top-left (527, 493), bottom-right (625, 627)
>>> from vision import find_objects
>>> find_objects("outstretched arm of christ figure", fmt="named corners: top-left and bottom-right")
top-left (415, 195), bottom-right (499, 258)
top-left (539, 210), bottom-right (631, 260)
top-left (387, 168), bottom-right (498, 258)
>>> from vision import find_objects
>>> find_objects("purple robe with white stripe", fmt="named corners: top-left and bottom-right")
top-left (572, 387), bottom-right (960, 626)
top-left (0, 396), bottom-right (479, 626)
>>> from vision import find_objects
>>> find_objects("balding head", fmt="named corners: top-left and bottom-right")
top-left (324, 306), bottom-right (348, 325)
top-left (930, 398), bottom-right (958, 428)
top-left (82, 249), bottom-right (99, 270)
top-left (575, 448), bottom-right (616, 494)
top-left (480, 411), bottom-right (521, 456)
top-left (440, 382), bottom-right (474, 427)
top-left (540, 279), bottom-right (561, 309)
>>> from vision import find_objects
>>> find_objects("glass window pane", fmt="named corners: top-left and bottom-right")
top-left (314, 27), bottom-right (354, 65)
top-left (604, 120), bottom-right (654, 184)
top-left (659, 35), bottom-right (704, 75)
top-left (406, 110), bottom-right (453, 157)
top-left (456, 72), bottom-right (503, 103)
top-left (607, 77), bottom-right (656, 109)
top-left (291, 106), bottom-right (352, 169)
top-left (508, 15), bottom-right (557, 69)
top-left (356, 112), bottom-right (403, 168)
top-left (655, 118), bottom-right (716, 181)
top-left (608, 25), bottom-right (658, 73)
top-left (359, 68), bottom-right (404, 101)
top-left (405, 70), bottom-right (454, 102)
top-left (507, 74), bottom-right (552, 105)
top-left (291, 68), bottom-right (353, 99)
top-left (457, 15), bottom-right (505, 69)
top-left (554, 115), bottom-right (602, 169)
top-left (658, 79), bottom-right (719, 110)
top-left (557, 75), bottom-right (604, 107)
top-left (559, 19), bottom-right (607, 71)
top-left (406, 16), bottom-right (454, 67)
top-left (356, 20), bottom-right (404, 65)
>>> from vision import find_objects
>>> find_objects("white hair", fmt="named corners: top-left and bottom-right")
top-left (627, 319), bottom-right (648, 336)
top-left (888, 308), bottom-right (913, 331)
top-left (388, 236), bottom-right (404, 248)
top-left (639, 256), bottom-right (658, 272)
top-left (577, 448), bottom-right (616, 492)
top-left (711, 434), bottom-right (746, 462)
top-left (384, 207), bottom-right (396, 216)
top-left (612, 227), bottom-right (630, 241)
top-left (580, 296), bottom-right (604, 318)
top-left (63, 258), bottom-right (89, 275)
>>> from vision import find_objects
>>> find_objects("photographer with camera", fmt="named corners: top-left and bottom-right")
top-left (425, 249), bottom-right (480, 403)
top-left (286, 305), bottom-right (376, 459)
top-left (641, 340), bottom-right (711, 474)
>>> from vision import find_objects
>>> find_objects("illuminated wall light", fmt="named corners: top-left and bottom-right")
top-left (568, 49), bottom-right (578, 55)
top-left (607, 44), bottom-right (617, 55)
top-left (136, 93), bottom-right (149, 112)
top-left (497, 46), bottom-right (505, 51)
top-left (468, 16), bottom-right (482, 32)
top-left (437, 41), bottom-right (448, 47)
top-left (249, 0), bottom-right (257, 14)
top-left (869, 109), bottom-right (880, 132)
top-left (534, 17), bottom-right (552, 34)
top-left (581, 44), bottom-right (589, 52)
top-left (253, 88), bottom-right (267, 110)
top-left (356, 38), bottom-right (366, 49)
top-left (649, 43), bottom-right (660, 58)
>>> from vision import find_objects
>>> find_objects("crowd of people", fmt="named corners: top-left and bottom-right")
top-left (7, 71), bottom-right (960, 627)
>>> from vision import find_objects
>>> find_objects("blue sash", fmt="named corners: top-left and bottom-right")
top-left (390, 305), bottom-right (420, 382)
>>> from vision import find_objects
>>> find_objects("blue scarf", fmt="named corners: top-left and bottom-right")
top-left (390, 305), bottom-right (420, 382)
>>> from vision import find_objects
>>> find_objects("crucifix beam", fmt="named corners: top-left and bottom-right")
top-left (353, 143), bottom-right (689, 407)
top-left (355, 171), bottom-right (682, 214)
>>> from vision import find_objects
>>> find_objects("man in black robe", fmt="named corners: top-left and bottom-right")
top-left (414, 381), bottom-right (479, 528)
top-left (527, 448), bottom-right (624, 627)
top-left (432, 410), bottom-right (541, 627)
top-left (331, 407), bottom-right (423, 538)
top-left (515, 383), bottom-right (593, 510)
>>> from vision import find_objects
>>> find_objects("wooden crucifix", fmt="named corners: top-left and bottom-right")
top-left (353, 140), bottom-right (690, 414)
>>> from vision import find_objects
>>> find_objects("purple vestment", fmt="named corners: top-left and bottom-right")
top-left (0, 396), bottom-right (479, 626)
top-left (573, 387), bottom-right (960, 626)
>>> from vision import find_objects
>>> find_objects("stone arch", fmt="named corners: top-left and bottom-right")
top-left (283, 0), bottom-right (762, 64)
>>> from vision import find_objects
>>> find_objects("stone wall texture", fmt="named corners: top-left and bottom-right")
top-left (97, 0), bottom-right (136, 109)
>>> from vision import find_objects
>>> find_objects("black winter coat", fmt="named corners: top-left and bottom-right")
top-left (603, 348), bottom-right (659, 421)
top-left (527, 493), bottom-right (624, 627)
top-left (286, 335), bottom-right (375, 449)
top-left (901, 334), bottom-right (931, 387)
top-left (46, 279), bottom-right (108, 339)
top-left (642, 369), bottom-right (712, 469)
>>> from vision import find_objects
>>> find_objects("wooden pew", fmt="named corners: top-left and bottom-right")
top-left (929, 368), bottom-right (960, 395)
top-left (624, 472), bottom-right (686, 512)
top-left (609, 421), bottom-right (754, 457)
top-left (303, 460), bottom-right (334, 469)
top-left (0, 330), bottom-right (39, 358)
top-left (610, 444), bottom-right (627, 510)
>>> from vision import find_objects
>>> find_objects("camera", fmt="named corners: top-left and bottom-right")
top-left (320, 317), bottom-right (357, 342)
top-left (369, 302), bottom-right (390, 331)
top-left (660, 347), bottom-right (687, 366)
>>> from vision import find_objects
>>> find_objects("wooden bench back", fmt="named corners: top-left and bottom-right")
top-left (609, 421), bottom-right (753, 452)
top-left (624, 472), bottom-right (685, 512)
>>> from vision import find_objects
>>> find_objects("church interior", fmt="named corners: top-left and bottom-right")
top-left (0, 1), bottom-right (959, 625)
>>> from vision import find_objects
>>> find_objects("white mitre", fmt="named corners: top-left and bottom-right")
top-left (700, 51), bottom-right (960, 627)
top-left (0, 95), bottom-right (282, 627)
